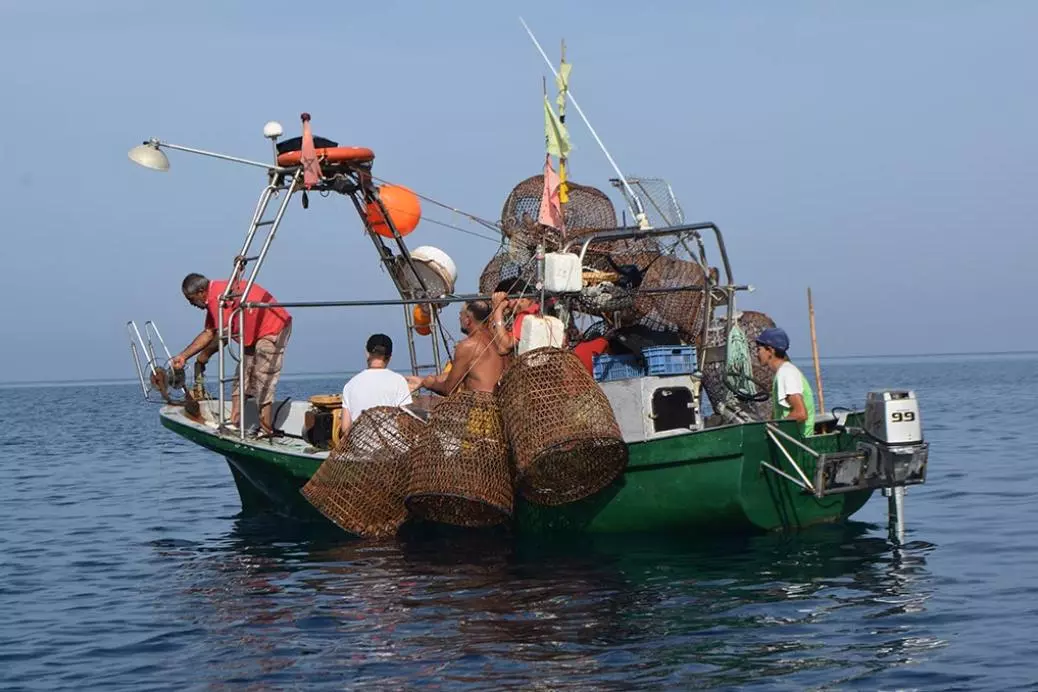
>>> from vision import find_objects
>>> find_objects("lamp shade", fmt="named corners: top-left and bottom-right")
top-left (128, 143), bottom-right (170, 171)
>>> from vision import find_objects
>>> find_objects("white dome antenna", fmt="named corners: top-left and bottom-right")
top-left (263, 121), bottom-right (283, 140)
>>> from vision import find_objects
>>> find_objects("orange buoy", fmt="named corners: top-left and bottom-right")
top-left (413, 304), bottom-right (432, 336)
top-left (367, 185), bottom-right (421, 238)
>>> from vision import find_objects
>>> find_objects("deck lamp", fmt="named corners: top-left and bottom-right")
top-left (127, 122), bottom-right (286, 172)
top-left (128, 140), bottom-right (170, 172)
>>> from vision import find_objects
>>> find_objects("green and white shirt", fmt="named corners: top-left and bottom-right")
top-left (771, 361), bottom-right (816, 436)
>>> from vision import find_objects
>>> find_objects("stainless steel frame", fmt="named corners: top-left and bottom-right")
top-left (126, 320), bottom-right (174, 401)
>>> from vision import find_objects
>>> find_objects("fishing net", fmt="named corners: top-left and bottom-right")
top-left (577, 281), bottom-right (638, 318)
top-left (300, 406), bottom-right (425, 538)
top-left (404, 390), bottom-right (514, 527)
top-left (496, 347), bottom-right (628, 505)
top-left (701, 310), bottom-right (777, 422)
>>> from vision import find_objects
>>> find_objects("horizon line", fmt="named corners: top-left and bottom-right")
top-left (0, 348), bottom-right (1035, 388)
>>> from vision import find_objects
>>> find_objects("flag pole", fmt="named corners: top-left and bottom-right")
top-left (558, 38), bottom-right (569, 205)
top-left (520, 17), bottom-right (650, 229)
top-left (808, 287), bottom-right (826, 413)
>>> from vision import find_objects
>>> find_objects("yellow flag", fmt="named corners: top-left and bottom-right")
top-left (544, 95), bottom-right (571, 159)
top-left (555, 59), bottom-right (572, 204)
top-left (559, 159), bottom-right (569, 204)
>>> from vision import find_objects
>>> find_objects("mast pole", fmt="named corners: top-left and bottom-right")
top-left (808, 287), bottom-right (826, 413)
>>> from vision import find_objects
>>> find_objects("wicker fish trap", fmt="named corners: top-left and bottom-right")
top-left (496, 347), bottom-right (628, 506)
top-left (479, 246), bottom-right (537, 295)
top-left (500, 175), bottom-right (618, 245)
top-left (300, 406), bottom-right (425, 538)
top-left (616, 252), bottom-right (710, 345)
top-left (404, 390), bottom-right (514, 528)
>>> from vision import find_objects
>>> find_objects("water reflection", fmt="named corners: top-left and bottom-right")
top-left (154, 517), bottom-right (941, 688)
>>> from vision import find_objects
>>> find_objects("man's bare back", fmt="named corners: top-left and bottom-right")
top-left (453, 329), bottom-right (506, 392)
top-left (406, 301), bottom-right (505, 397)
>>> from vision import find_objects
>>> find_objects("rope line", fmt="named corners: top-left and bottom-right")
top-left (419, 215), bottom-right (503, 244)
top-left (384, 255), bottom-right (542, 409)
top-left (370, 173), bottom-right (503, 232)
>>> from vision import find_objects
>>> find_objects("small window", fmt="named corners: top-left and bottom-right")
top-left (652, 387), bottom-right (695, 432)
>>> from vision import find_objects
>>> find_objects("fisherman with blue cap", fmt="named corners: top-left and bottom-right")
top-left (755, 326), bottom-right (816, 436)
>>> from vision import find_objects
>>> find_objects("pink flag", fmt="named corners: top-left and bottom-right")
top-left (538, 154), bottom-right (565, 232)
top-left (299, 112), bottom-right (321, 189)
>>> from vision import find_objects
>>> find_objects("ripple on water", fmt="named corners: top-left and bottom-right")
top-left (1, 360), bottom-right (1037, 689)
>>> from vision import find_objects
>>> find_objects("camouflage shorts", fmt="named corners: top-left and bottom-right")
top-left (233, 321), bottom-right (291, 406)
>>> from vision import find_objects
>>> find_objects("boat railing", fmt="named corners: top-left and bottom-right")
top-left (562, 221), bottom-right (747, 367)
top-left (126, 319), bottom-right (174, 401)
top-left (560, 221), bottom-right (735, 289)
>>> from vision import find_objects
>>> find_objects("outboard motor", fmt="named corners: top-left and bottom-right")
top-left (859, 390), bottom-right (929, 486)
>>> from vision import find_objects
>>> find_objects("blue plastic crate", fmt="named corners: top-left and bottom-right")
top-left (642, 345), bottom-right (696, 376)
top-left (592, 353), bottom-right (646, 382)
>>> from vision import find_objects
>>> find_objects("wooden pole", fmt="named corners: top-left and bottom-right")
top-left (808, 287), bottom-right (825, 413)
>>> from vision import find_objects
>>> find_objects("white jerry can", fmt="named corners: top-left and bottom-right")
top-left (517, 315), bottom-right (566, 354)
top-left (543, 252), bottom-right (583, 293)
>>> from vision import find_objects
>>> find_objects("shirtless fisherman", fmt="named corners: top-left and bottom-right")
top-left (407, 300), bottom-right (505, 395)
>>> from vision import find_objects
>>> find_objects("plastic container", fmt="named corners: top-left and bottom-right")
top-left (642, 346), bottom-right (697, 376)
top-left (592, 353), bottom-right (646, 382)
top-left (543, 252), bottom-right (583, 292)
top-left (517, 315), bottom-right (566, 355)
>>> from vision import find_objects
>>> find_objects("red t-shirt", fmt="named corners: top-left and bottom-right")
top-left (572, 337), bottom-right (609, 374)
top-left (204, 279), bottom-right (291, 348)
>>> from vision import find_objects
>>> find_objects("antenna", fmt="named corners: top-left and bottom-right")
top-left (519, 17), bottom-right (651, 230)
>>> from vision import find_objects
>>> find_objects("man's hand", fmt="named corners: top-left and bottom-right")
top-left (405, 375), bottom-right (424, 392)
top-left (491, 291), bottom-right (509, 313)
top-left (171, 354), bottom-right (187, 370)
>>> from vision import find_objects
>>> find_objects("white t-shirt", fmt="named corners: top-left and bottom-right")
top-left (341, 368), bottom-right (413, 419)
top-left (773, 361), bottom-right (805, 412)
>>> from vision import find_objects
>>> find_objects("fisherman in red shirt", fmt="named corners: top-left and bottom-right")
top-left (172, 272), bottom-right (292, 434)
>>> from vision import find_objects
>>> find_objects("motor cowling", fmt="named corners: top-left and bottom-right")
top-left (858, 390), bottom-right (928, 486)
top-left (865, 390), bottom-right (923, 444)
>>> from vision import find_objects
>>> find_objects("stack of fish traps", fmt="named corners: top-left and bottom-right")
top-left (483, 175), bottom-right (626, 294)
top-left (301, 350), bottom-right (630, 537)
top-left (492, 175), bottom-right (717, 342)
top-left (404, 390), bottom-right (514, 528)
top-left (496, 347), bottom-right (628, 505)
top-left (300, 406), bottom-right (425, 538)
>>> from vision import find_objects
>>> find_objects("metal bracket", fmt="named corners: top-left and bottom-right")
top-left (764, 425), bottom-right (815, 492)
top-left (127, 320), bottom-right (174, 401)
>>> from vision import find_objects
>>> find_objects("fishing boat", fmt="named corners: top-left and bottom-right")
top-left (126, 37), bottom-right (929, 541)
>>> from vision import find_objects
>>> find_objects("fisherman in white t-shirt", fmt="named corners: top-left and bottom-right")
top-left (755, 327), bottom-right (816, 436)
top-left (340, 333), bottom-right (413, 436)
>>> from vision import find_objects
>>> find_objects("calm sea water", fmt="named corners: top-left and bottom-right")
top-left (1, 354), bottom-right (1036, 690)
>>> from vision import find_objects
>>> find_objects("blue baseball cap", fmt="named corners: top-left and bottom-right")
top-left (756, 327), bottom-right (790, 352)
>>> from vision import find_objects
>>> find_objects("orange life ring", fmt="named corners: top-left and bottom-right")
top-left (277, 146), bottom-right (375, 167)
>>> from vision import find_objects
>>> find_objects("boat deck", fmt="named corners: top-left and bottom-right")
top-left (160, 400), bottom-right (328, 460)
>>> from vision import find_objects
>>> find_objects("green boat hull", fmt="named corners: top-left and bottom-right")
top-left (161, 410), bottom-right (871, 535)
top-left (515, 420), bottom-right (870, 534)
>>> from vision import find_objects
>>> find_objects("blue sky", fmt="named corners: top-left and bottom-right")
top-left (0, 1), bottom-right (1035, 382)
